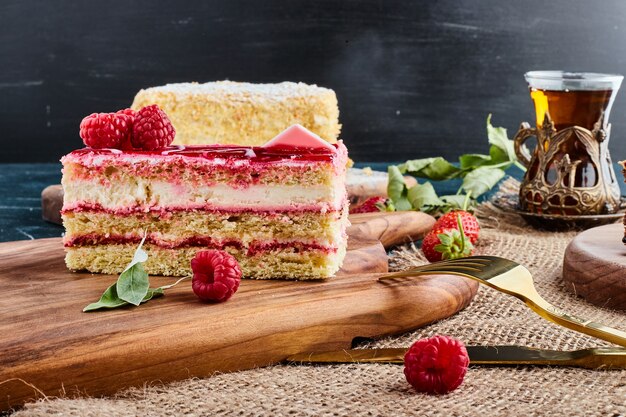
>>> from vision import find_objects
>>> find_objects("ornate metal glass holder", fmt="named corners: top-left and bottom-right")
top-left (513, 71), bottom-right (624, 217)
top-left (514, 113), bottom-right (621, 216)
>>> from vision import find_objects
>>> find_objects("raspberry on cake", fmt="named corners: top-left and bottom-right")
top-left (79, 112), bottom-right (133, 149)
top-left (61, 125), bottom-right (350, 280)
top-left (131, 104), bottom-right (176, 150)
top-left (131, 81), bottom-right (341, 146)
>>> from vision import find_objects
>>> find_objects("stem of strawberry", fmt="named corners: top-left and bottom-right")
top-left (462, 191), bottom-right (472, 211)
top-left (456, 214), bottom-right (466, 253)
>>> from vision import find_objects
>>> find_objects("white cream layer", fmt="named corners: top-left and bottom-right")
top-left (62, 179), bottom-right (347, 212)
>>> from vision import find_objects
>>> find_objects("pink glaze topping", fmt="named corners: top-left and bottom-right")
top-left (64, 141), bottom-right (344, 164)
top-left (262, 124), bottom-right (336, 151)
top-left (61, 141), bottom-right (348, 186)
top-left (65, 233), bottom-right (338, 255)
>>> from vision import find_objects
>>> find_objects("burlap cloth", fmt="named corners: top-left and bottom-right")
top-left (9, 179), bottom-right (626, 416)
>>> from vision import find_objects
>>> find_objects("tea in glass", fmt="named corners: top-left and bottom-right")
top-left (514, 71), bottom-right (623, 215)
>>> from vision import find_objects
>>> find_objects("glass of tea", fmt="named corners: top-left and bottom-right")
top-left (514, 71), bottom-right (623, 216)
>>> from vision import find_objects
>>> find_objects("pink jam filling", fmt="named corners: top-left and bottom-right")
top-left (61, 202), bottom-right (344, 216)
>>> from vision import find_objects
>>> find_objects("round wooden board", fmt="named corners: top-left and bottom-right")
top-left (563, 223), bottom-right (626, 310)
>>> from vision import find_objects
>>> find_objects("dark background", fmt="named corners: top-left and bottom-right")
top-left (3, 0), bottom-right (626, 163)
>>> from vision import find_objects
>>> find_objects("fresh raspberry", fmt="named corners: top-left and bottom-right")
top-left (116, 109), bottom-right (137, 150)
top-left (433, 210), bottom-right (480, 244)
top-left (79, 112), bottom-right (133, 149)
top-left (350, 196), bottom-right (389, 214)
top-left (421, 226), bottom-right (474, 263)
top-left (116, 108), bottom-right (137, 119)
top-left (404, 335), bottom-right (469, 395)
top-left (191, 250), bottom-right (242, 302)
top-left (131, 104), bottom-right (176, 150)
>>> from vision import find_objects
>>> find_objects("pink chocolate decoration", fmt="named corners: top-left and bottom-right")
top-left (262, 124), bottom-right (335, 150)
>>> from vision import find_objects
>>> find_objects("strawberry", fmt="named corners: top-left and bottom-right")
top-left (349, 196), bottom-right (392, 214)
top-left (421, 214), bottom-right (474, 262)
top-left (433, 210), bottom-right (480, 244)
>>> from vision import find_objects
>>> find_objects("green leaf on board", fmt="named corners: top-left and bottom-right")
top-left (83, 283), bottom-right (127, 312)
top-left (461, 166), bottom-right (506, 198)
top-left (115, 235), bottom-right (150, 306)
top-left (143, 287), bottom-right (165, 302)
top-left (84, 234), bottom-right (167, 312)
top-left (83, 286), bottom-right (165, 312)
top-left (116, 262), bottom-right (150, 306)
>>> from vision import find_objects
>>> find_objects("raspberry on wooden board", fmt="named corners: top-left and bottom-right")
top-left (191, 250), bottom-right (242, 303)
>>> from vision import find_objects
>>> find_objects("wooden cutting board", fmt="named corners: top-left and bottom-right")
top-left (0, 212), bottom-right (478, 411)
top-left (562, 223), bottom-right (626, 310)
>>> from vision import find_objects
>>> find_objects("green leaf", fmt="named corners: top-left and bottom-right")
top-left (84, 234), bottom-right (158, 312)
top-left (144, 287), bottom-right (165, 302)
top-left (397, 158), bottom-right (436, 173)
top-left (115, 235), bottom-right (150, 306)
top-left (387, 166), bottom-right (412, 211)
top-left (459, 153), bottom-right (491, 170)
top-left (407, 182), bottom-right (443, 211)
top-left (83, 286), bottom-right (164, 312)
top-left (461, 166), bottom-right (506, 198)
top-left (83, 283), bottom-right (127, 312)
top-left (486, 114), bottom-right (516, 163)
top-left (437, 233), bottom-right (454, 246)
top-left (440, 195), bottom-right (472, 211)
top-left (116, 262), bottom-right (150, 306)
top-left (398, 157), bottom-right (462, 181)
top-left (488, 144), bottom-right (509, 165)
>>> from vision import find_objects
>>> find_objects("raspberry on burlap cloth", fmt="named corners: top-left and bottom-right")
top-left (11, 178), bottom-right (626, 416)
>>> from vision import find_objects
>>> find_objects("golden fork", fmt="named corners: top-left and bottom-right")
top-left (379, 256), bottom-right (626, 347)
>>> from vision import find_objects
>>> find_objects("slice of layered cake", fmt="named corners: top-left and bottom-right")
top-left (61, 124), bottom-right (349, 279)
top-left (131, 81), bottom-right (341, 146)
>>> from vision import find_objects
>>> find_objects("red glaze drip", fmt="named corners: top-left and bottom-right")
top-left (68, 144), bottom-right (339, 163)
top-left (64, 234), bottom-right (338, 255)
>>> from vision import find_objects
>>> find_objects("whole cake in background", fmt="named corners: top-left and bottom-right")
top-left (61, 105), bottom-right (350, 279)
top-left (131, 81), bottom-right (341, 146)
